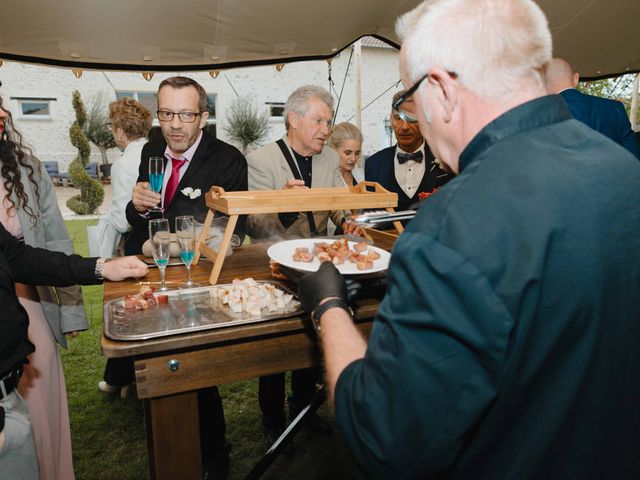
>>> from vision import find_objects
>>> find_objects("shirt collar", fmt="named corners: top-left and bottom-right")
top-left (123, 137), bottom-right (146, 154)
top-left (458, 95), bottom-right (572, 173)
top-left (284, 134), bottom-right (314, 161)
top-left (292, 149), bottom-right (312, 162)
top-left (163, 130), bottom-right (203, 162)
top-left (396, 143), bottom-right (425, 156)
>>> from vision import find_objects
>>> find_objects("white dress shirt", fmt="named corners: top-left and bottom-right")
top-left (160, 130), bottom-right (203, 207)
top-left (394, 144), bottom-right (426, 199)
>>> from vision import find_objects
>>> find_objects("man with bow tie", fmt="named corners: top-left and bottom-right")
top-left (365, 90), bottom-right (452, 211)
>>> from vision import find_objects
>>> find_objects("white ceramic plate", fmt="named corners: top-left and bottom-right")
top-left (267, 238), bottom-right (391, 274)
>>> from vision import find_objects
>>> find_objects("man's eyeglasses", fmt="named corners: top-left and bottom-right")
top-left (156, 110), bottom-right (202, 123)
top-left (393, 71), bottom-right (457, 123)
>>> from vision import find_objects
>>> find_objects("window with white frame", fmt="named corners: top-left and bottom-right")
top-left (266, 102), bottom-right (285, 118)
top-left (12, 98), bottom-right (55, 119)
top-left (116, 91), bottom-right (158, 121)
top-left (205, 95), bottom-right (216, 123)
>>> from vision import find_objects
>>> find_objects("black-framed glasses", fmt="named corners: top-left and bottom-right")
top-left (156, 110), bottom-right (202, 123)
top-left (393, 71), bottom-right (457, 123)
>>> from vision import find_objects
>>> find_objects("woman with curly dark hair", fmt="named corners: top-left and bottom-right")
top-left (0, 94), bottom-right (86, 479)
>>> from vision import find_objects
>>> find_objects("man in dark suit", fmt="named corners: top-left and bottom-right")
top-left (545, 57), bottom-right (640, 159)
top-left (119, 76), bottom-right (248, 480)
top-left (365, 91), bottom-right (452, 212)
top-left (124, 77), bottom-right (247, 254)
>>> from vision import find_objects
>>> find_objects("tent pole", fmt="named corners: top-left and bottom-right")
top-left (354, 39), bottom-right (362, 130)
top-left (630, 73), bottom-right (639, 131)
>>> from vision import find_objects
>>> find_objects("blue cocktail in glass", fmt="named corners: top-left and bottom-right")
top-left (175, 215), bottom-right (199, 288)
top-left (148, 156), bottom-right (164, 214)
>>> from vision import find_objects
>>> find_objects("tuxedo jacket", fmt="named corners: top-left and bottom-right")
top-left (124, 130), bottom-right (248, 255)
top-left (560, 89), bottom-right (640, 159)
top-left (364, 144), bottom-right (453, 211)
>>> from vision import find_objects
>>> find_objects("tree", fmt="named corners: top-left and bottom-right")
top-left (66, 91), bottom-right (105, 215)
top-left (85, 92), bottom-right (116, 165)
top-left (223, 96), bottom-right (271, 154)
top-left (578, 74), bottom-right (636, 114)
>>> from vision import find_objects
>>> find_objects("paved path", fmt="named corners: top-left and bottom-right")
top-left (55, 184), bottom-right (112, 220)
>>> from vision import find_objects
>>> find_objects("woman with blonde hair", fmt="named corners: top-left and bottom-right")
top-left (327, 122), bottom-right (364, 235)
top-left (98, 97), bottom-right (151, 394)
top-left (327, 122), bottom-right (364, 187)
top-left (106, 97), bottom-right (152, 252)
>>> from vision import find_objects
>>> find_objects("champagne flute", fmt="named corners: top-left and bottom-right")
top-left (148, 156), bottom-right (165, 213)
top-left (149, 218), bottom-right (171, 291)
top-left (176, 215), bottom-right (199, 288)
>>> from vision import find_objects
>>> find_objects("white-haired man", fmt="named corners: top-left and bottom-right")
top-left (297, 0), bottom-right (640, 478)
top-left (246, 85), bottom-right (357, 451)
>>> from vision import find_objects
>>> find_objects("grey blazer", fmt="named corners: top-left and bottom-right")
top-left (11, 161), bottom-right (87, 348)
top-left (246, 135), bottom-right (347, 238)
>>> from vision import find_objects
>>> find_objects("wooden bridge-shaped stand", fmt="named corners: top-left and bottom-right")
top-left (193, 182), bottom-right (402, 285)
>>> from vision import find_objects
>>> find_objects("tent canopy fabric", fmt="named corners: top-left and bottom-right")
top-left (1, 0), bottom-right (638, 80)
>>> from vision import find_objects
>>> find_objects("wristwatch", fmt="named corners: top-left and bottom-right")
top-left (311, 298), bottom-right (353, 332)
top-left (94, 257), bottom-right (112, 280)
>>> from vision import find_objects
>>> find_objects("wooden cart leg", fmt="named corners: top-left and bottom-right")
top-left (145, 392), bottom-right (202, 480)
top-left (208, 214), bottom-right (239, 285)
top-left (194, 209), bottom-right (216, 265)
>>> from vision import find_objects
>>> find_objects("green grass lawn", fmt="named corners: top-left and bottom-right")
top-left (62, 219), bottom-right (363, 480)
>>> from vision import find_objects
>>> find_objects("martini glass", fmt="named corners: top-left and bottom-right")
top-left (149, 218), bottom-right (171, 291)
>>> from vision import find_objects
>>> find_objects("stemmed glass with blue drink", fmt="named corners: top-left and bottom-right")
top-left (148, 156), bottom-right (165, 214)
top-left (175, 215), bottom-right (199, 288)
top-left (149, 218), bottom-right (171, 291)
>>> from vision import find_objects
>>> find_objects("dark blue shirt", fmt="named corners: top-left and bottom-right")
top-left (292, 149), bottom-right (313, 188)
top-left (335, 95), bottom-right (640, 479)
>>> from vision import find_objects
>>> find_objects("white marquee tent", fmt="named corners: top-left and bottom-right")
top-left (1, 0), bottom-right (639, 79)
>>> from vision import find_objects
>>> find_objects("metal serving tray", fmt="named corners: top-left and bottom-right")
top-left (104, 281), bottom-right (302, 341)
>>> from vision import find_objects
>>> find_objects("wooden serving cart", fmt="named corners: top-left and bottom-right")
top-left (194, 181), bottom-right (402, 284)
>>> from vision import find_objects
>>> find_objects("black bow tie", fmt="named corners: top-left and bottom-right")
top-left (397, 151), bottom-right (424, 164)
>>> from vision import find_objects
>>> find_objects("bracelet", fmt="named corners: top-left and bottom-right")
top-left (94, 257), bottom-right (112, 281)
top-left (311, 298), bottom-right (353, 332)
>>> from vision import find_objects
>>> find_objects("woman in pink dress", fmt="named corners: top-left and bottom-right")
top-left (0, 95), bottom-right (86, 480)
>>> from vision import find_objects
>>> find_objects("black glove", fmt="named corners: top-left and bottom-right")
top-left (298, 261), bottom-right (348, 313)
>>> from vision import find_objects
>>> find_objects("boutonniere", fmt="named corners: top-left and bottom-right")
top-left (181, 187), bottom-right (202, 199)
top-left (418, 187), bottom-right (440, 201)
